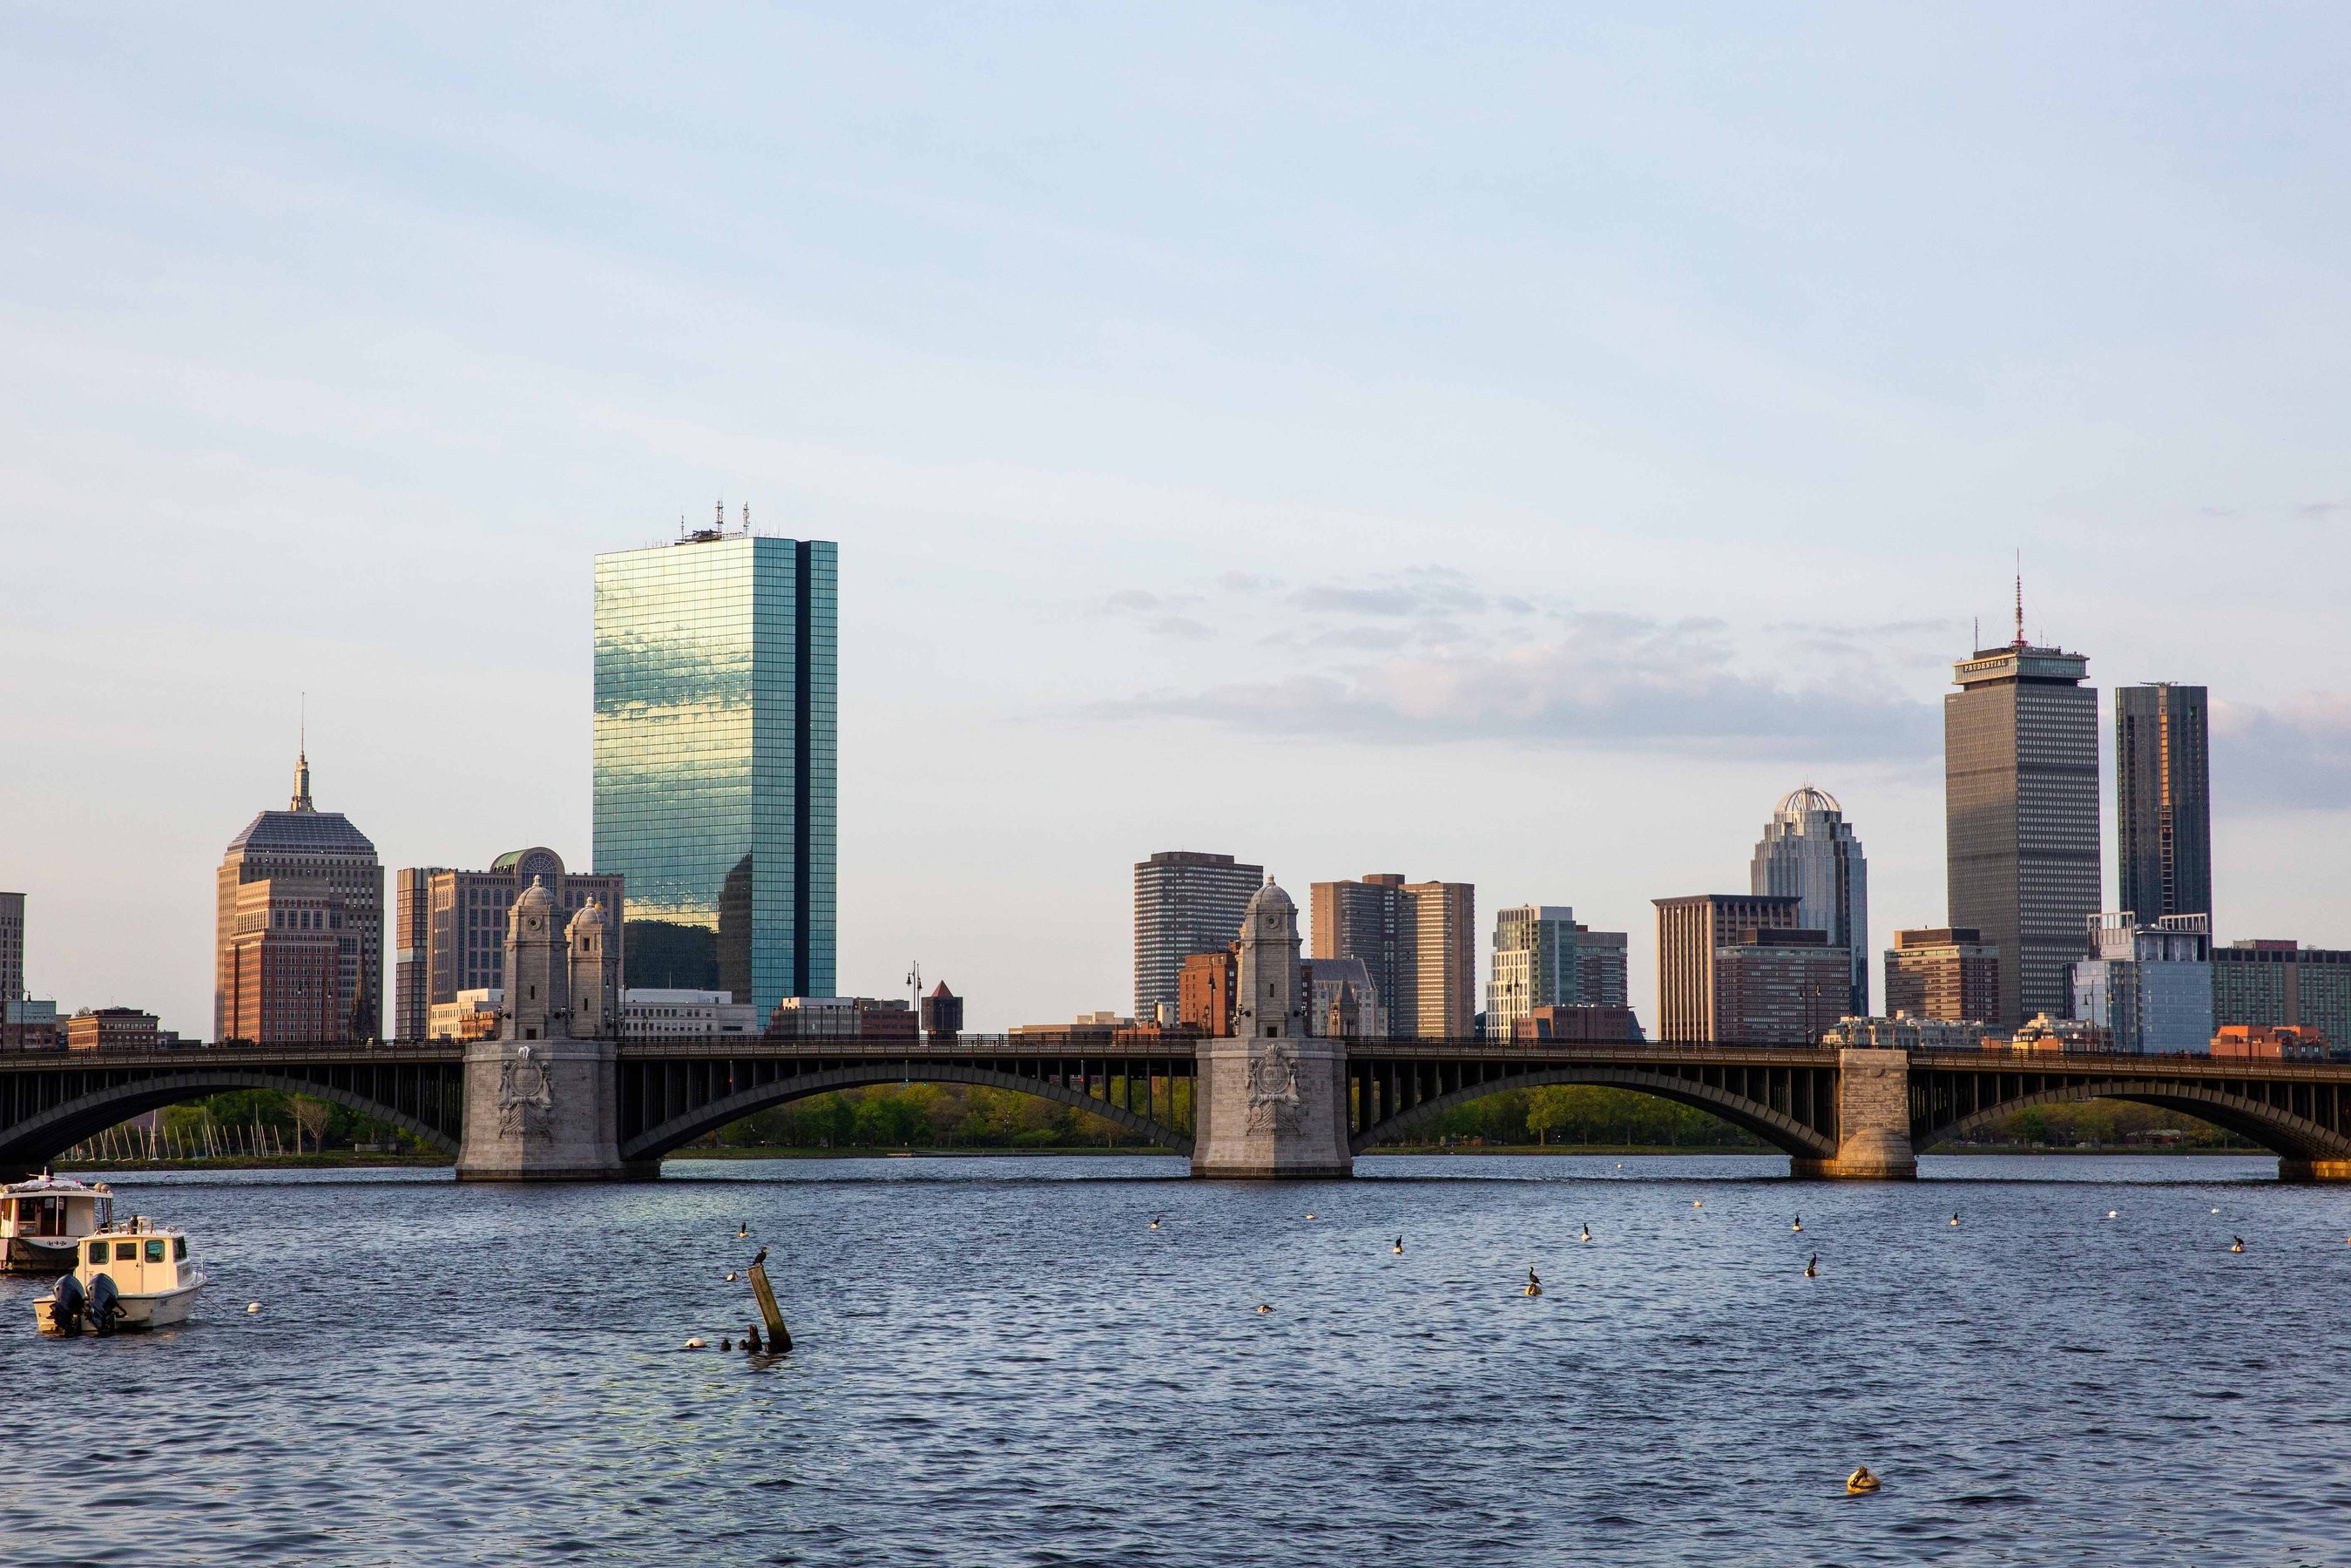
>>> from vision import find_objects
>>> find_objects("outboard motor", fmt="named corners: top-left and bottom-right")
top-left (49, 1272), bottom-right (85, 1337)
top-left (84, 1272), bottom-right (121, 1336)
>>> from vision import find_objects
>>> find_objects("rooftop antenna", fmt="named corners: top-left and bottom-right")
top-left (291, 693), bottom-right (314, 813)
top-left (742, 503), bottom-right (749, 534)
top-left (716, 498), bottom-right (726, 531)
top-left (906, 959), bottom-right (922, 1039)
top-left (2013, 549), bottom-right (2024, 648)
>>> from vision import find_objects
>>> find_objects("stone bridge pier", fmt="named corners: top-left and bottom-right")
top-left (1791, 1048), bottom-right (1916, 1180)
top-left (1188, 877), bottom-right (1353, 1179)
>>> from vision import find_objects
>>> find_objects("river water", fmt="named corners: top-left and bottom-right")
top-left (3, 1153), bottom-right (2348, 1566)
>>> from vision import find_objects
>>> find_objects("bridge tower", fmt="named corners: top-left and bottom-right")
top-left (456, 878), bottom-right (642, 1180)
top-left (1192, 878), bottom-right (1353, 1179)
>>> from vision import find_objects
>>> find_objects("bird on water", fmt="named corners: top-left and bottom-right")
top-left (1393, 1237), bottom-right (1404, 1254)
top-left (1150, 1215), bottom-right (1163, 1230)
top-left (1949, 1212), bottom-right (1961, 1227)
top-left (1524, 1267), bottom-right (1544, 1297)
top-left (1792, 1216), bottom-right (1803, 1233)
top-left (737, 1222), bottom-right (749, 1239)
top-left (2231, 1236), bottom-right (2246, 1254)
top-left (1579, 1222), bottom-right (1591, 1243)
top-left (1804, 1254), bottom-right (1819, 1279)
top-left (1254, 1302), bottom-right (1273, 1314)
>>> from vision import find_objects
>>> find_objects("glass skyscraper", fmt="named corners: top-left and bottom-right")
top-left (593, 530), bottom-right (837, 1019)
top-left (2115, 682), bottom-right (2212, 927)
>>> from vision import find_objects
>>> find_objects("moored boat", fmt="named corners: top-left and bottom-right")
top-left (1, 1173), bottom-right (114, 1274)
top-left (34, 1218), bottom-right (206, 1335)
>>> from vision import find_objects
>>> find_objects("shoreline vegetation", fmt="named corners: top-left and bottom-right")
top-left (49, 1081), bottom-right (2262, 1173)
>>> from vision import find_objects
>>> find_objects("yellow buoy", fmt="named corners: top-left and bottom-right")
top-left (1847, 1466), bottom-right (1881, 1495)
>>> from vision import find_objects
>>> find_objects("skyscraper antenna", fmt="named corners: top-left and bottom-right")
top-left (717, 498), bottom-right (725, 530)
top-left (742, 503), bottom-right (749, 533)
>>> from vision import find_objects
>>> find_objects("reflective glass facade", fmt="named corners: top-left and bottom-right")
top-left (593, 535), bottom-right (836, 1019)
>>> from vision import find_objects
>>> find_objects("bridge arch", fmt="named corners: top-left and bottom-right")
top-left (0, 1070), bottom-right (459, 1174)
top-left (1353, 1064), bottom-right (1838, 1160)
top-left (621, 1063), bottom-right (1193, 1164)
top-left (1922, 1079), bottom-right (2351, 1164)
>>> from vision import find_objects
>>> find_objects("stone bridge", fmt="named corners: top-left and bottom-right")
top-left (5, 1038), bottom-right (2351, 1181)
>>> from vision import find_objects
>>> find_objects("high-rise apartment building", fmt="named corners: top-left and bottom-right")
top-left (0, 892), bottom-right (22, 1009)
top-left (216, 750), bottom-right (382, 1043)
top-left (1884, 928), bottom-right (2001, 1024)
top-left (1310, 874), bottom-right (1474, 1038)
top-left (1132, 850), bottom-right (1263, 1021)
top-left (2116, 682), bottom-right (2212, 927)
top-left (393, 848), bottom-right (624, 1041)
top-left (1484, 906), bottom-right (1630, 1040)
top-left (1313, 875), bottom-right (1414, 1033)
top-left (593, 523), bottom-right (837, 1018)
top-left (2212, 941), bottom-right (2351, 1052)
top-left (2071, 912), bottom-right (2213, 1054)
top-left (1653, 894), bottom-right (1806, 1043)
top-left (1408, 881), bottom-right (1476, 1038)
top-left (1750, 786), bottom-right (1868, 1015)
top-left (1945, 619), bottom-right (2100, 1030)
top-left (1713, 929), bottom-right (1853, 1045)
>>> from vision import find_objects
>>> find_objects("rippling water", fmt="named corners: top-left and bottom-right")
top-left (5, 1152), bottom-right (2349, 1565)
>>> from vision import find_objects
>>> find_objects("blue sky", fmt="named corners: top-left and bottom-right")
top-left (7, 4), bottom-right (2351, 1032)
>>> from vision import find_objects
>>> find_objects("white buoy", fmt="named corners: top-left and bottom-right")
top-left (247, 1301), bottom-right (260, 1314)
top-left (725, 1271), bottom-right (738, 1281)
top-left (685, 1337), bottom-right (707, 1349)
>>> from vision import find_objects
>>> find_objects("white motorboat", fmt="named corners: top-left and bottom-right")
top-left (34, 1218), bottom-right (206, 1335)
top-left (1, 1173), bottom-right (114, 1274)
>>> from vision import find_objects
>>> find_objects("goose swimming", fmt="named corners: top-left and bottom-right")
top-left (1792, 1216), bottom-right (1802, 1233)
top-left (737, 1223), bottom-right (749, 1239)
top-left (1579, 1223), bottom-right (1591, 1243)
top-left (2231, 1236), bottom-right (2245, 1254)
top-left (1150, 1215), bottom-right (1163, 1230)
top-left (1393, 1237), bottom-right (1404, 1254)
top-left (1949, 1212), bottom-right (1960, 1227)
top-left (1804, 1254), bottom-right (1818, 1279)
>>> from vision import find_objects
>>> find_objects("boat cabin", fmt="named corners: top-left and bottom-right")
top-left (1, 1179), bottom-right (113, 1240)
top-left (77, 1223), bottom-right (193, 1295)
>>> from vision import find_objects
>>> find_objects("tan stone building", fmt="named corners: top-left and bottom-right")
top-left (393, 848), bottom-right (622, 1041)
top-left (216, 750), bottom-right (382, 1043)
top-left (66, 1007), bottom-right (159, 1051)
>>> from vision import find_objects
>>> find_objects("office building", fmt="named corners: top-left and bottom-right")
top-left (621, 988), bottom-right (760, 1040)
top-left (1484, 906), bottom-right (1630, 1040)
top-left (1884, 928), bottom-right (2002, 1024)
top-left (0, 892), bottom-right (21, 1010)
top-left (594, 521), bottom-right (837, 1019)
top-left (65, 1007), bottom-right (159, 1052)
top-left (1750, 786), bottom-right (1869, 1015)
top-left (1713, 929), bottom-right (1851, 1045)
top-left (1653, 894), bottom-right (1805, 1043)
top-left (4, 999), bottom-right (59, 1051)
top-left (2116, 682), bottom-right (2212, 927)
top-left (1302, 955), bottom-right (1382, 1039)
top-left (1132, 851), bottom-right (1264, 1021)
top-left (1179, 948), bottom-right (1235, 1037)
top-left (1945, 616), bottom-right (2100, 1029)
top-left (394, 848), bottom-right (624, 1041)
top-left (2211, 940), bottom-right (2351, 1051)
top-left (2071, 913), bottom-right (2213, 1054)
top-left (216, 749), bottom-right (382, 1043)
top-left (221, 879), bottom-right (345, 1044)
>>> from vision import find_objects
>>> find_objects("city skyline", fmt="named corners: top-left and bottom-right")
top-left (14, 11), bottom-right (2351, 1035)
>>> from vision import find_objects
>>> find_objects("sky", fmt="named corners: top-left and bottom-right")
top-left (7, 4), bottom-right (2351, 1036)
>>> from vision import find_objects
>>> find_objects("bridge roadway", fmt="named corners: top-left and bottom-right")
top-left (7, 1037), bottom-right (2351, 1180)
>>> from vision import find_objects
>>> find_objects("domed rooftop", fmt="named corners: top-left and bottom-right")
top-left (1774, 785), bottom-right (1843, 821)
top-left (565, 897), bottom-right (606, 932)
top-left (515, 876), bottom-right (556, 915)
top-left (1246, 877), bottom-right (1295, 916)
